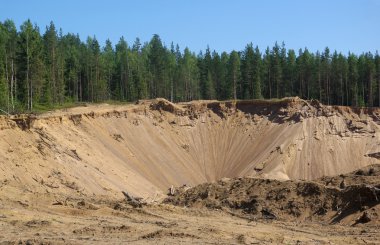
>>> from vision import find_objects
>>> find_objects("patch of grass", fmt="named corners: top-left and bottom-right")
top-left (0, 100), bottom-right (135, 115)
top-left (32, 102), bottom-right (80, 114)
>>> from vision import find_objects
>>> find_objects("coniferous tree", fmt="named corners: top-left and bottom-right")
top-left (1, 20), bottom-right (18, 111)
top-left (285, 49), bottom-right (296, 97)
top-left (180, 48), bottom-right (199, 101)
top-left (347, 53), bottom-right (359, 106)
top-left (166, 43), bottom-right (177, 101)
top-left (129, 38), bottom-right (148, 100)
top-left (198, 47), bottom-right (215, 99)
top-left (272, 42), bottom-right (282, 98)
top-left (365, 53), bottom-right (375, 107)
top-left (62, 33), bottom-right (82, 102)
top-left (241, 43), bottom-right (254, 99)
top-left (227, 51), bottom-right (240, 100)
top-left (115, 37), bottom-right (129, 100)
top-left (137, 41), bottom-right (149, 99)
top-left (211, 51), bottom-right (228, 100)
top-left (2, 18), bottom-right (380, 114)
top-left (101, 39), bottom-right (115, 100)
top-left (219, 52), bottom-right (229, 100)
top-left (172, 44), bottom-right (182, 101)
top-left (314, 51), bottom-right (322, 101)
top-left (252, 46), bottom-right (262, 99)
top-left (43, 21), bottom-right (58, 105)
top-left (0, 22), bottom-right (9, 111)
top-left (17, 20), bottom-right (45, 111)
top-left (298, 48), bottom-right (312, 99)
top-left (375, 51), bottom-right (380, 106)
top-left (262, 47), bottom-right (271, 99)
top-left (321, 47), bottom-right (331, 104)
top-left (55, 29), bottom-right (66, 104)
top-left (148, 34), bottom-right (165, 98)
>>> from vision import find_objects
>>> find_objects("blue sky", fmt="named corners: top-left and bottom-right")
top-left (1, 0), bottom-right (379, 54)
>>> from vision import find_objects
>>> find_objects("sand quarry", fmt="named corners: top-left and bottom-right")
top-left (0, 97), bottom-right (379, 244)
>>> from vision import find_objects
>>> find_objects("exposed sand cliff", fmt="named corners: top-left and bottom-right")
top-left (1, 98), bottom-right (380, 244)
top-left (1, 97), bottom-right (380, 201)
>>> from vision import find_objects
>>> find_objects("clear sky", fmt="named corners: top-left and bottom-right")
top-left (1, 0), bottom-right (379, 54)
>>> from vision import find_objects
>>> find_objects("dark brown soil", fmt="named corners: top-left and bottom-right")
top-left (165, 165), bottom-right (380, 226)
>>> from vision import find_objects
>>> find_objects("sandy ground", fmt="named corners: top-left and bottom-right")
top-left (0, 196), bottom-right (379, 244)
top-left (0, 98), bottom-right (380, 244)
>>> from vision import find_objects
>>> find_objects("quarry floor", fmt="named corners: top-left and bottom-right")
top-left (1, 198), bottom-right (379, 245)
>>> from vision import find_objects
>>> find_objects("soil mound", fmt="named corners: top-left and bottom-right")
top-left (165, 165), bottom-right (380, 225)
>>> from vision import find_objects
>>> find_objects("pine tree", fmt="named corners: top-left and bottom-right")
top-left (2, 18), bottom-right (380, 113)
top-left (299, 48), bottom-right (312, 99)
top-left (285, 49), bottom-right (296, 97)
top-left (314, 51), bottom-right (322, 101)
top-left (375, 51), bottom-right (380, 106)
top-left (115, 37), bottom-right (129, 100)
top-left (272, 42), bottom-right (282, 98)
top-left (61, 33), bottom-right (81, 102)
top-left (263, 47), bottom-right (271, 99)
top-left (321, 47), bottom-right (331, 104)
top-left (172, 44), bottom-right (182, 101)
top-left (365, 53), bottom-right (375, 107)
top-left (219, 52), bottom-right (229, 100)
top-left (129, 38), bottom-right (147, 100)
top-left (241, 43), bottom-right (254, 99)
top-left (253, 46), bottom-right (262, 99)
top-left (227, 51), bottom-right (240, 100)
top-left (347, 53), bottom-right (359, 106)
top-left (148, 34), bottom-right (166, 98)
top-left (101, 39), bottom-right (115, 100)
top-left (18, 20), bottom-right (45, 111)
top-left (180, 48), bottom-right (199, 101)
top-left (0, 21), bottom-right (9, 111)
top-left (167, 43), bottom-right (177, 101)
top-left (198, 46), bottom-right (215, 99)
top-left (211, 51), bottom-right (227, 100)
top-left (43, 21), bottom-right (58, 105)
top-left (137, 41), bottom-right (149, 99)
top-left (90, 36), bottom-right (104, 102)
top-left (1, 20), bottom-right (18, 112)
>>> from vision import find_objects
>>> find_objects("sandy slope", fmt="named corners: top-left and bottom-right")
top-left (1, 97), bottom-right (380, 244)
top-left (1, 97), bottom-right (380, 201)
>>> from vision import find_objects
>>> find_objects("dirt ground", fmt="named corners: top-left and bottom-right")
top-left (0, 195), bottom-right (379, 244)
top-left (0, 163), bottom-right (379, 244)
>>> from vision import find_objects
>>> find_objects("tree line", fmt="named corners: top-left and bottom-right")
top-left (0, 19), bottom-right (379, 113)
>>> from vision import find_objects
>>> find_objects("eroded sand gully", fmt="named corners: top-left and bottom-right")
top-left (0, 98), bottom-right (379, 244)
